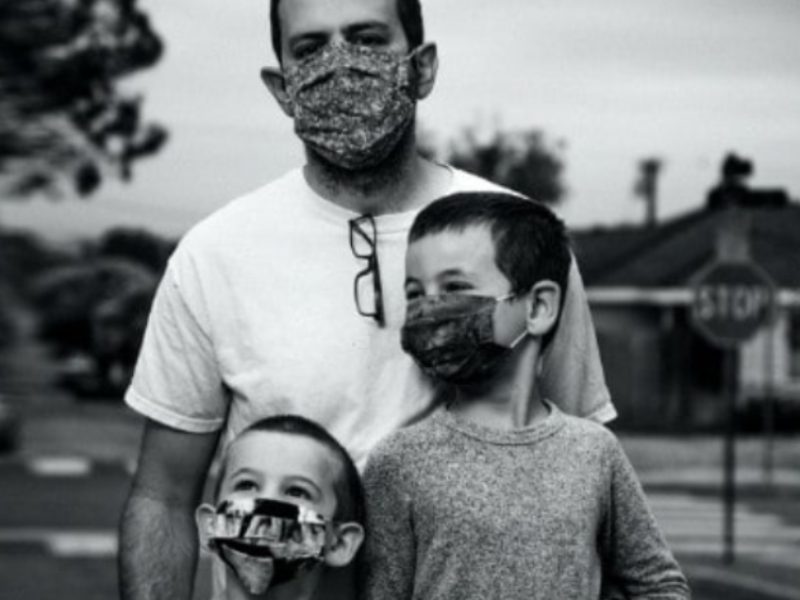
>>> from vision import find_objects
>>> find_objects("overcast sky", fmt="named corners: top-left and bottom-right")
top-left (3, 0), bottom-right (799, 241)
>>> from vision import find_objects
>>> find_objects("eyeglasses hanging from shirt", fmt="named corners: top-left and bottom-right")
top-left (348, 214), bottom-right (385, 327)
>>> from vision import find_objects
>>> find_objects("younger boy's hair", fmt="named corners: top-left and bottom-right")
top-left (215, 415), bottom-right (365, 526)
top-left (409, 191), bottom-right (572, 301)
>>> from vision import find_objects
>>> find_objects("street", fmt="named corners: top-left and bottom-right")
top-left (0, 454), bottom-right (797, 599)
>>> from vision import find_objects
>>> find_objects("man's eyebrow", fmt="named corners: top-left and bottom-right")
top-left (343, 21), bottom-right (392, 35)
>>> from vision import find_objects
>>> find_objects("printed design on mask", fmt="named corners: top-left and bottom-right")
top-left (284, 42), bottom-right (417, 170)
top-left (401, 294), bottom-right (510, 384)
top-left (205, 498), bottom-right (330, 593)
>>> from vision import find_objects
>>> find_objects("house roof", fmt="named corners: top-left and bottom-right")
top-left (572, 201), bottom-right (800, 289)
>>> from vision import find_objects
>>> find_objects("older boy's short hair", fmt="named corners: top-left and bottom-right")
top-left (409, 191), bottom-right (572, 303)
top-left (269, 0), bottom-right (424, 63)
top-left (215, 415), bottom-right (365, 525)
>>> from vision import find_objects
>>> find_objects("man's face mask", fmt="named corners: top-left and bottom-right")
top-left (283, 42), bottom-right (419, 170)
top-left (200, 497), bottom-right (330, 595)
top-left (401, 293), bottom-right (527, 385)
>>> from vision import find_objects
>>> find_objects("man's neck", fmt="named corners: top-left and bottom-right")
top-left (302, 130), bottom-right (451, 216)
top-left (451, 343), bottom-right (549, 430)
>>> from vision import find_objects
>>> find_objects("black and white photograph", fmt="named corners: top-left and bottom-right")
top-left (1, 1), bottom-right (798, 598)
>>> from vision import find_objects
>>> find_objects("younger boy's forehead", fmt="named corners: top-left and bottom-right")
top-left (220, 430), bottom-right (343, 511)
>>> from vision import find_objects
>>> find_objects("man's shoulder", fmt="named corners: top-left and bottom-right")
top-left (447, 166), bottom-right (518, 196)
top-left (180, 168), bottom-right (306, 251)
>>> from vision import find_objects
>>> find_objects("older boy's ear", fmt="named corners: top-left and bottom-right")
top-left (413, 42), bottom-right (438, 100)
top-left (525, 280), bottom-right (561, 337)
top-left (324, 522), bottom-right (365, 568)
top-left (195, 503), bottom-right (217, 553)
top-left (260, 67), bottom-right (294, 117)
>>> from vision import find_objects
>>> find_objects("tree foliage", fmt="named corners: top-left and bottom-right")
top-left (0, 0), bottom-right (167, 198)
top-left (442, 125), bottom-right (567, 205)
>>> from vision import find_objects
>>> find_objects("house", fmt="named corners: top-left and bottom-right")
top-left (572, 186), bottom-right (800, 431)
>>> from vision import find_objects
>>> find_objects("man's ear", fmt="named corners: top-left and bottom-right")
top-left (260, 67), bottom-right (294, 117)
top-left (324, 522), bottom-right (365, 568)
top-left (525, 280), bottom-right (561, 338)
top-left (195, 503), bottom-right (217, 553)
top-left (413, 42), bottom-right (438, 100)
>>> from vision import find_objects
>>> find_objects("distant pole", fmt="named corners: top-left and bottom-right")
top-left (722, 348), bottom-right (737, 565)
top-left (762, 323), bottom-right (775, 487)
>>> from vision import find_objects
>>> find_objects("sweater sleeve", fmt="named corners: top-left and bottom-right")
top-left (600, 438), bottom-right (691, 599)
top-left (359, 445), bottom-right (416, 600)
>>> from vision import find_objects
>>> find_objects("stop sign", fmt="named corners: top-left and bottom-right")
top-left (691, 260), bottom-right (776, 348)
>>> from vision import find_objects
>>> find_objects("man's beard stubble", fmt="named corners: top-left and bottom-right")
top-left (306, 116), bottom-right (419, 202)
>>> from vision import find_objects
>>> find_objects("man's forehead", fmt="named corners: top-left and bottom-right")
top-left (279, 0), bottom-right (402, 38)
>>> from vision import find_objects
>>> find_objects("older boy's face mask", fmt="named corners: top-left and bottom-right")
top-left (283, 42), bottom-right (419, 170)
top-left (401, 293), bottom-right (527, 385)
top-left (201, 497), bottom-right (330, 595)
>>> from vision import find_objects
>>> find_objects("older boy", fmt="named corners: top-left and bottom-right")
top-left (196, 415), bottom-right (364, 600)
top-left (361, 192), bottom-right (689, 599)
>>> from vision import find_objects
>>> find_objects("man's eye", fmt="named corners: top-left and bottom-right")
top-left (292, 41), bottom-right (323, 59)
top-left (353, 32), bottom-right (388, 47)
top-left (286, 486), bottom-right (312, 500)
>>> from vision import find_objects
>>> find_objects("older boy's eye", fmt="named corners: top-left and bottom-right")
top-left (443, 281), bottom-right (473, 293)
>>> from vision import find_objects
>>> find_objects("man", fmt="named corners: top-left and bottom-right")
top-left (118, 0), bottom-right (615, 598)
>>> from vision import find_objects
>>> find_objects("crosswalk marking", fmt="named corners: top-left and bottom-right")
top-left (27, 457), bottom-right (91, 477)
top-left (0, 528), bottom-right (117, 557)
top-left (647, 492), bottom-right (800, 569)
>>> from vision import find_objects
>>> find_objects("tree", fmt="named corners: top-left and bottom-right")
top-left (440, 125), bottom-right (567, 205)
top-left (0, 0), bottom-right (167, 198)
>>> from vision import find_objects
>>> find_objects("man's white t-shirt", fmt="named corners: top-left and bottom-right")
top-left (126, 167), bottom-right (614, 464)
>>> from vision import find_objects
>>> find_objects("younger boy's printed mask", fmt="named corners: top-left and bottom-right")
top-left (401, 293), bottom-right (527, 385)
top-left (201, 497), bottom-right (329, 595)
top-left (283, 42), bottom-right (418, 170)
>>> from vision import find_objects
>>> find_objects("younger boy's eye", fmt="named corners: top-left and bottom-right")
top-left (285, 485), bottom-right (312, 501)
top-left (233, 479), bottom-right (258, 492)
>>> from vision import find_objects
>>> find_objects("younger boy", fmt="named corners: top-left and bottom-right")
top-left (196, 415), bottom-right (365, 600)
top-left (361, 192), bottom-right (689, 599)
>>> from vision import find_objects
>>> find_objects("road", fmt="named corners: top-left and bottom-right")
top-left (0, 457), bottom-right (797, 600)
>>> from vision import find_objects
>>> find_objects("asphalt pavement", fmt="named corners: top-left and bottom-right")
top-left (0, 400), bottom-right (798, 600)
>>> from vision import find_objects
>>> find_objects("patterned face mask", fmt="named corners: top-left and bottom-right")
top-left (200, 497), bottom-right (330, 594)
top-left (283, 42), bottom-right (419, 170)
top-left (401, 294), bottom-right (527, 385)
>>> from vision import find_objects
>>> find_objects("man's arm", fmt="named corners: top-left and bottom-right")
top-left (119, 419), bottom-right (221, 600)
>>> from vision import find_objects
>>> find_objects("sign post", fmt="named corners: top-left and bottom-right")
top-left (691, 259), bottom-right (776, 564)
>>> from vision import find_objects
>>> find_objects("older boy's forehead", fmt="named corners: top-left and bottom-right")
top-left (407, 226), bottom-right (498, 279)
top-left (280, 0), bottom-right (404, 43)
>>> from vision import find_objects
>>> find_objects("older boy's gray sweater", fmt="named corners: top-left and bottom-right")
top-left (361, 404), bottom-right (689, 600)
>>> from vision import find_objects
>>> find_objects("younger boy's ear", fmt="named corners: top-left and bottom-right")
top-left (324, 522), bottom-right (365, 568)
top-left (260, 67), bottom-right (294, 117)
top-left (525, 280), bottom-right (561, 338)
top-left (413, 42), bottom-right (438, 100)
top-left (195, 503), bottom-right (217, 553)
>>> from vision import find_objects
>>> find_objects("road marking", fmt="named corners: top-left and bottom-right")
top-left (0, 528), bottom-right (117, 557)
top-left (27, 457), bottom-right (91, 477)
top-left (686, 564), bottom-right (800, 600)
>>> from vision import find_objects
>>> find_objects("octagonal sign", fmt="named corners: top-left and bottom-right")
top-left (691, 260), bottom-right (776, 348)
